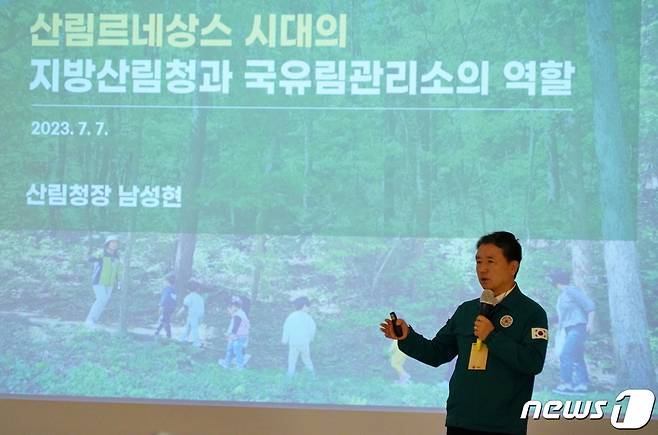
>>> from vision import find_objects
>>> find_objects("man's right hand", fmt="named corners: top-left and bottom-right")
top-left (379, 317), bottom-right (409, 340)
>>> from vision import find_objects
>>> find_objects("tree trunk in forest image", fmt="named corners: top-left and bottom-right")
top-left (48, 133), bottom-right (66, 232)
top-left (118, 228), bottom-right (136, 333)
top-left (303, 115), bottom-right (312, 213)
top-left (382, 109), bottom-right (397, 233)
top-left (175, 232), bottom-right (198, 289)
top-left (371, 237), bottom-right (400, 303)
top-left (547, 127), bottom-right (562, 205)
top-left (586, 0), bottom-right (655, 388)
top-left (175, 90), bottom-right (208, 289)
top-left (118, 105), bottom-right (142, 333)
top-left (117, 184), bottom-right (138, 332)
top-left (570, 241), bottom-right (597, 297)
top-left (415, 102), bottom-right (432, 237)
top-left (568, 116), bottom-right (599, 301)
top-left (250, 234), bottom-right (266, 305)
top-left (48, 42), bottom-right (70, 233)
top-left (523, 126), bottom-right (537, 240)
top-left (173, 0), bottom-right (212, 290)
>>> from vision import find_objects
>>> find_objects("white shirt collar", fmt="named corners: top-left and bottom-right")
top-left (495, 283), bottom-right (516, 303)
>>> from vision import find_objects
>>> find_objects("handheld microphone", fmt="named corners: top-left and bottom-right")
top-left (476, 289), bottom-right (496, 350)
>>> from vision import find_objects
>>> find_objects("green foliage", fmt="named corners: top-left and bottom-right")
top-left (0, 229), bottom-right (653, 396)
top-left (0, 314), bottom-right (449, 406)
top-left (0, 0), bottom-right (655, 407)
top-left (0, 0), bottom-right (641, 239)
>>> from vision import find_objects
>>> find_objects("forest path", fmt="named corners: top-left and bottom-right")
top-left (0, 310), bottom-right (226, 352)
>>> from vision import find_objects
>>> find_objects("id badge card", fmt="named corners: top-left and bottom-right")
top-left (468, 342), bottom-right (488, 370)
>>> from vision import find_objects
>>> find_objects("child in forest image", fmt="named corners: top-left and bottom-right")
top-left (389, 340), bottom-right (411, 385)
top-left (154, 273), bottom-right (177, 339)
top-left (85, 235), bottom-right (121, 327)
top-left (218, 296), bottom-right (251, 369)
top-left (177, 281), bottom-right (205, 347)
top-left (281, 296), bottom-right (316, 377)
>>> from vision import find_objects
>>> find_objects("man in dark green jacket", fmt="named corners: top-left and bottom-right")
top-left (381, 231), bottom-right (548, 435)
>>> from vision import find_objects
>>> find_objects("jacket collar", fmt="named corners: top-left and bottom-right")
top-left (496, 284), bottom-right (521, 309)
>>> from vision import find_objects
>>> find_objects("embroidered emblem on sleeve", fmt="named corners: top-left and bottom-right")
top-left (531, 327), bottom-right (549, 340)
top-left (500, 315), bottom-right (513, 328)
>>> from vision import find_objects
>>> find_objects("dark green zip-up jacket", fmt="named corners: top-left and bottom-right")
top-left (398, 286), bottom-right (548, 434)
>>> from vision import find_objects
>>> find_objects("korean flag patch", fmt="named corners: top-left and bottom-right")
top-left (531, 328), bottom-right (549, 340)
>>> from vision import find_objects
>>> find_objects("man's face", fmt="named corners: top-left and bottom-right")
top-left (107, 240), bottom-right (118, 251)
top-left (475, 243), bottom-right (518, 295)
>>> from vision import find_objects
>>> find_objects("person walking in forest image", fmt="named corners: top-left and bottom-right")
top-left (389, 340), bottom-right (411, 385)
top-left (219, 296), bottom-right (251, 369)
top-left (550, 268), bottom-right (596, 395)
top-left (154, 273), bottom-right (177, 339)
top-left (85, 235), bottom-right (121, 327)
top-left (177, 281), bottom-right (205, 347)
top-left (282, 296), bottom-right (317, 377)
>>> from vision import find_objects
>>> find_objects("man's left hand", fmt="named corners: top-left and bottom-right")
top-left (474, 315), bottom-right (494, 341)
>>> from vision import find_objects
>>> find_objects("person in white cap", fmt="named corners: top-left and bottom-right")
top-left (85, 235), bottom-right (121, 326)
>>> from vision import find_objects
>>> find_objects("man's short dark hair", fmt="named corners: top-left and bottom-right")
top-left (476, 231), bottom-right (522, 265)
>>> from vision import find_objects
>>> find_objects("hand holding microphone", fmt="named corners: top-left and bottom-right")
top-left (474, 289), bottom-right (496, 349)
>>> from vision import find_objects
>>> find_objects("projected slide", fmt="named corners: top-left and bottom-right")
top-left (1, 0), bottom-right (656, 410)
